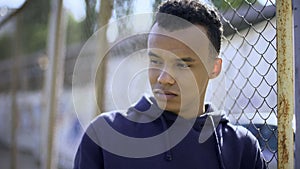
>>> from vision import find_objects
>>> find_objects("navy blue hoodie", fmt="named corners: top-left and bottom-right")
top-left (74, 96), bottom-right (266, 169)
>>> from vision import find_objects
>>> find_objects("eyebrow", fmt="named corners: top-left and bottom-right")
top-left (177, 57), bottom-right (195, 62)
top-left (148, 51), bottom-right (196, 63)
top-left (148, 51), bottom-right (160, 58)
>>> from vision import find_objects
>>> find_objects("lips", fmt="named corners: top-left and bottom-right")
top-left (153, 89), bottom-right (178, 100)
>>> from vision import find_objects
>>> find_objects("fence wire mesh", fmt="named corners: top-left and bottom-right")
top-left (215, 1), bottom-right (278, 168)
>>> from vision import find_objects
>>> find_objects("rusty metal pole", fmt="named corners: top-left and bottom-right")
top-left (277, 0), bottom-right (294, 168)
top-left (293, 0), bottom-right (300, 168)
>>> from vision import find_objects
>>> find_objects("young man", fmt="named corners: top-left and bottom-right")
top-left (74, 0), bottom-right (267, 169)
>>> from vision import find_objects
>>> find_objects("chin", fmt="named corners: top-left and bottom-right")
top-left (157, 100), bottom-right (201, 117)
top-left (157, 101), bottom-right (180, 114)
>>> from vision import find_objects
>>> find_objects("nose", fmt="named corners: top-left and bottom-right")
top-left (157, 69), bottom-right (175, 85)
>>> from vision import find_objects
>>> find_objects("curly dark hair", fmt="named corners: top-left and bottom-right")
top-left (154, 0), bottom-right (223, 54)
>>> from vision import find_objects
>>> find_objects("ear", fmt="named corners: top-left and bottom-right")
top-left (209, 58), bottom-right (222, 79)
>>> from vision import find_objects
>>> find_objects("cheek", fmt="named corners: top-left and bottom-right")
top-left (148, 68), bottom-right (159, 84)
top-left (177, 70), bottom-right (208, 92)
top-left (194, 76), bottom-right (209, 94)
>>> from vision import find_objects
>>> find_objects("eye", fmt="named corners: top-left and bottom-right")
top-left (149, 59), bottom-right (163, 66)
top-left (176, 62), bottom-right (191, 69)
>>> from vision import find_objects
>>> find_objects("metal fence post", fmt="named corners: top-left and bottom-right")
top-left (293, 0), bottom-right (300, 168)
top-left (277, 0), bottom-right (294, 168)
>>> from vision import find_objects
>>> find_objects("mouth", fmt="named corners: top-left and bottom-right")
top-left (153, 89), bottom-right (178, 100)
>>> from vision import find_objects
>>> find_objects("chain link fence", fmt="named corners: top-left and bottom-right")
top-left (215, 1), bottom-right (278, 168)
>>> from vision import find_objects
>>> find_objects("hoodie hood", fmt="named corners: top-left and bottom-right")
top-left (129, 95), bottom-right (229, 126)
top-left (128, 95), bottom-right (228, 169)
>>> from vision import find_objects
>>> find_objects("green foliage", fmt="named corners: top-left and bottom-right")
top-left (82, 0), bottom-right (98, 40)
top-left (66, 16), bottom-right (84, 44)
top-left (152, 0), bottom-right (164, 12)
top-left (114, 0), bottom-right (134, 18)
top-left (0, 0), bottom-right (50, 60)
top-left (20, 0), bottom-right (50, 53)
top-left (22, 22), bottom-right (48, 54)
top-left (0, 35), bottom-right (12, 59)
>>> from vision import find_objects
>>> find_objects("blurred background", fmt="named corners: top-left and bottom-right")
top-left (0, 0), bottom-right (296, 169)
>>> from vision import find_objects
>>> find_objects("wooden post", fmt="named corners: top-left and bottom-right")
top-left (41, 0), bottom-right (67, 168)
top-left (10, 14), bottom-right (22, 169)
top-left (95, 0), bottom-right (113, 114)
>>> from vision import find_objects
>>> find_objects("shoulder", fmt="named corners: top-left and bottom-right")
top-left (92, 110), bottom-right (127, 124)
top-left (81, 111), bottom-right (128, 147)
top-left (220, 123), bottom-right (267, 168)
top-left (88, 110), bottom-right (130, 133)
top-left (222, 122), bottom-right (258, 143)
top-left (90, 95), bottom-right (156, 125)
top-left (236, 124), bottom-right (257, 140)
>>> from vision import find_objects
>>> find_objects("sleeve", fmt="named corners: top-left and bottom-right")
top-left (73, 127), bottom-right (104, 169)
top-left (243, 129), bottom-right (268, 169)
top-left (234, 125), bottom-right (268, 169)
top-left (254, 141), bottom-right (267, 169)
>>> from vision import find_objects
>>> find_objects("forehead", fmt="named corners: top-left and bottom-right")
top-left (148, 37), bottom-right (192, 58)
top-left (148, 23), bottom-right (212, 58)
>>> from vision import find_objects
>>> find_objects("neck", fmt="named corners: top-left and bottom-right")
top-left (176, 96), bottom-right (206, 119)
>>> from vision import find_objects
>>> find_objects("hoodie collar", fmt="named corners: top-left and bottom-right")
top-left (132, 95), bottom-right (229, 126)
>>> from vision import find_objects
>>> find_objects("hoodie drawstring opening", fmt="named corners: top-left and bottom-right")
top-left (209, 115), bottom-right (226, 169)
top-left (160, 115), bottom-right (173, 161)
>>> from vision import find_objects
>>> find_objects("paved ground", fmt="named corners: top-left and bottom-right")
top-left (0, 143), bottom-right (39, 169)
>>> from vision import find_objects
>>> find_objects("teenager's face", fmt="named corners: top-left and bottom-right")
top-left (147, 24), bottom-right (221, 116)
